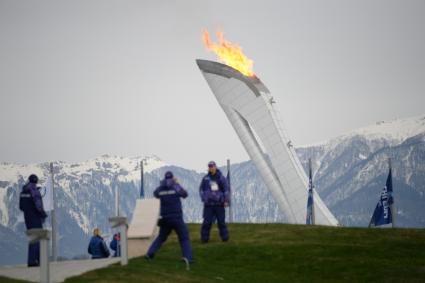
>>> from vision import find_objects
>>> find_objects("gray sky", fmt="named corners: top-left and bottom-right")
top-left (1, 0), bottom-right (424, 171)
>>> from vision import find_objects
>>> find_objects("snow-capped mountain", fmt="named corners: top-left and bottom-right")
top-left (296, 114), bottom-right (425, 226)
top-left (0, 155), bottom-right (168, 265)
top-left (304, 114), bottom-right (425, 149)
top-left (1, 114), bottom-right (424, 265)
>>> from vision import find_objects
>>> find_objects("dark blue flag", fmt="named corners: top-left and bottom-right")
top-left (306, 159), bottom-right (314, 225)
top-left (370, 168), bottom-right (394, 227)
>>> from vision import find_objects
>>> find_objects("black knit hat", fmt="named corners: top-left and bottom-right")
top-left (165, 171), bottom-right (174, 179)
top-left (28, 174), bottom-right (39, 184)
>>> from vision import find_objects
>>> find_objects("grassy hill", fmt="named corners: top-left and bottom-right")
top-left (1, 224), bottom-right (425, 283)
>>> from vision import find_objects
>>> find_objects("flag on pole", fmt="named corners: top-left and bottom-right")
top-left (306, 158), bottom-right (315, 225)
top-left (43, 173), bottom-right (54, 212)
top-left (369, 166), bottom-right (394, 227)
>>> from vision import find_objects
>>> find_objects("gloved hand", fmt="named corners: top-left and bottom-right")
top-left (175, 184), bottom-right (183, 193)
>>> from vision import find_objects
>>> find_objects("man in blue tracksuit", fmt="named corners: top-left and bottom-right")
top-left (19, 174), bottom-right (48, 267)
top-left (88, 228), bottom-right (110, 259)
top-left (200, 161), bottom-right (230, 243)
top-left (145, 171), bottom-right (193, 263)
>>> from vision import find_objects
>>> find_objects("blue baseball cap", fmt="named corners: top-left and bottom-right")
top-left (208, 161), bottom-right (216, 167)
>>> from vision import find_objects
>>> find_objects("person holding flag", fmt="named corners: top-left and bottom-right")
top-left (199, 161), bottom-right (230, 243)
top-left (19, 174), bottom-right (48, 267)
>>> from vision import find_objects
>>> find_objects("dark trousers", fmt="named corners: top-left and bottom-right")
top-left (147, 216), bottom-right (193, 262)
top-left (201, 205), bottom-right (229, 242)
top-left (28, 242), bottom-right (40, 266)
top-left (24, 215), bottom-right (43, 267)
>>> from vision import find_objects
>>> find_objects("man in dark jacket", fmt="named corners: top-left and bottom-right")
top-left (19, 174), bottom-right (48, 267)
top-left (145, 171), bottom-right (193, 264)
top-left (88, 228), bottom-right (110, 259)
top-left (199, 161), bottom-right (230, 243)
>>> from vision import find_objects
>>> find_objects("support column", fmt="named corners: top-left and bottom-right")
top-left (27, 229), bottom-right (51, 283)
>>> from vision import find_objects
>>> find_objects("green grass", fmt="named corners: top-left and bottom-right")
top-left (2, 224), bottom-right (425, 283)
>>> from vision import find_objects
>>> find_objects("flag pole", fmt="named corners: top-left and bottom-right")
top-left (227, 159), bottom-right (232, 223)
top-left (114, 174), bottom-right (120, 217)
top-left (50, 162), bottom-right (58, 262)
top-left (140, 160), bottom-right (145, 199)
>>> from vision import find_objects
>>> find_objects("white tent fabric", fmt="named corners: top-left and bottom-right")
top-left (128, 198), bottom-right (160, 239)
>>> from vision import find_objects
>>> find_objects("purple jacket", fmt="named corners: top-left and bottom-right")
top-left (199, 169), bottom-right (229, 206)
top-left (19, 182), bottom-right (47, 228)
top-left (154, 179), bottom-right (188, 218)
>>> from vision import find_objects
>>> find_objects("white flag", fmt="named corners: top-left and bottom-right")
top-left (42, 175), bottom-right (54, 212)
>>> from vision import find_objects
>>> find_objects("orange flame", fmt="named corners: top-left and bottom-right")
top-left (202, 30), bottom-right (255, 77)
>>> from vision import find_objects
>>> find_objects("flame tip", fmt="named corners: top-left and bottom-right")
top-left (201, 29), bottom-right (255, 77)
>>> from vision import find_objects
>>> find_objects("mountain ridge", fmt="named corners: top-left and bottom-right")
top-left (0, 114), bottom-right (424, 265)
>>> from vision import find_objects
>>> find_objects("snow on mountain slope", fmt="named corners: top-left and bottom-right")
top-left (350, 115), bottom-right (425, 142)
top-left (0, 188), bottom-right (8, 224)
top-left (300, 114), bottom-right (425, 149)
top-left (58, 154), bottom-right (166, 183)
top-left (296, 114), bottom-right (425, 185)
top-left (0, 155), bottom-right (166, 227)
top-left (0, 155), bottom-right (165, 185)
top-left (0, 163), bottom-right (45, 184)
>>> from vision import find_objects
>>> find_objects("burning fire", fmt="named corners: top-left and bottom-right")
top-left (202, 30), bottom-right (255, 77)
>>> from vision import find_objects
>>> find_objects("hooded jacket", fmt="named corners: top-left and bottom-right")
top-left (88, 236), bottom-right (110, 259)
top-left (19, 182), bottom-right (47, 229)
top-left (153, 178), bottom-right (188, 218)
top-left (199, 169), bottom-right (230, 206)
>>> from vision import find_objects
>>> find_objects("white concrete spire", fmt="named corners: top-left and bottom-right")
top-left (197, 59), bottom-right (338, 226)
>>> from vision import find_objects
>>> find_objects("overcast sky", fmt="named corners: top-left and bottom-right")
top-left (1, 0), bottom-right (424, 171)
